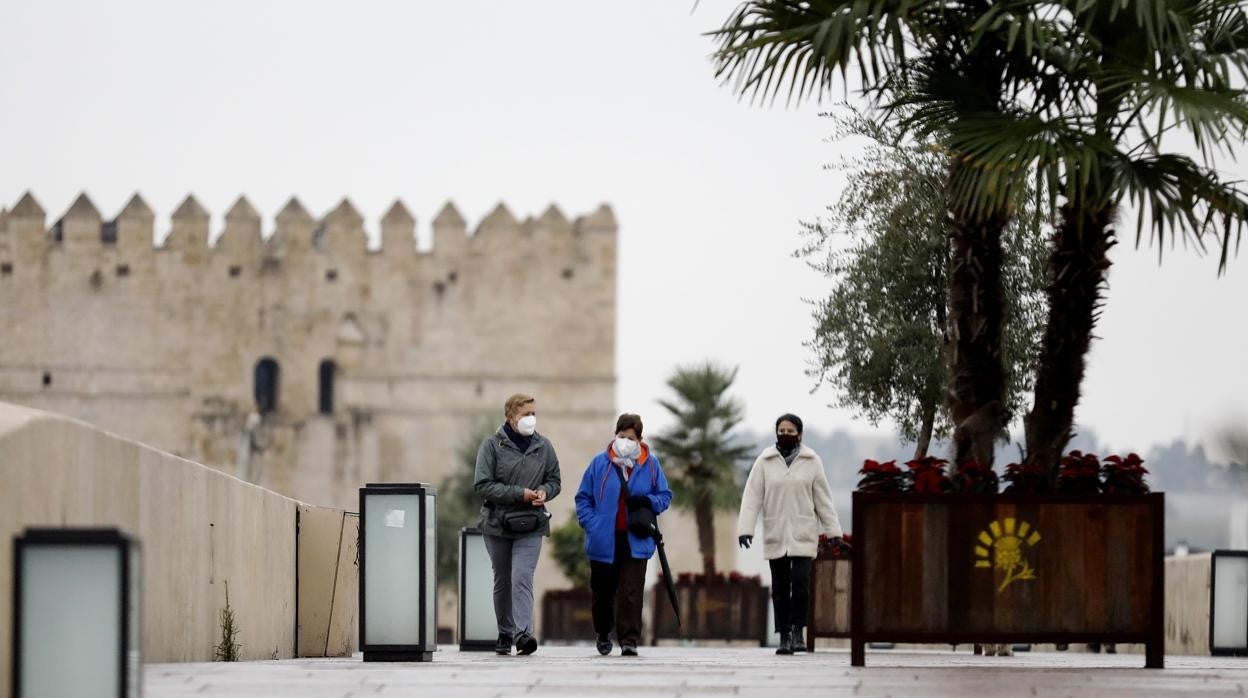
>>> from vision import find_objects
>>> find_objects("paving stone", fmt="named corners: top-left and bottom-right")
top-left (144, 646), bottom-right (1248, 697)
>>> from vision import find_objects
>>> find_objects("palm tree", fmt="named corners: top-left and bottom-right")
top-left (651, 362), bottom-right (754, 575)
top-left (924, 1), bottom-right (1248, 473)
top-left (711, 1), bottom-right (1248, 476)
top-left (711, 1), bottom-right (1043, 469)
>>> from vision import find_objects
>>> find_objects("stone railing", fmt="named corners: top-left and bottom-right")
top-left (0, 401), bottom-right (357, 694)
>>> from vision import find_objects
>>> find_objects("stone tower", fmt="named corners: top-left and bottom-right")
top-left (0, 192), bottom-right (618, 520)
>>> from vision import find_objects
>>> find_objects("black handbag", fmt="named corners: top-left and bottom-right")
top-left (499, 509), bottom-right (542, 534)
top-left (615, 465), bottom-right (658, 539)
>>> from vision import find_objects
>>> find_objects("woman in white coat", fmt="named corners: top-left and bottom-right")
top-left (737, 413), bottom-right (845, 655)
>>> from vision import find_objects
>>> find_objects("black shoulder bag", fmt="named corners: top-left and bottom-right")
top-left (615, 465), bottom-right (658, 539)
top-left (492, 438), bottom-right (544, 534)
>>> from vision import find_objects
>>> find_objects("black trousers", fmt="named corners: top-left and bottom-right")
top-left (769, 556), bottom-right (813, 631)
top-left (589, 532), bottom-right (648, 645)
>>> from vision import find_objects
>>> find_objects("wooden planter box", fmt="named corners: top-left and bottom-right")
top-left (540, 588), bottom-right (594, 642)
top-left (851, 492), bottom-right (1165, 667)
top-left (807, 558), bottom-right (851, 648)
top-left (651, 579), bottom-right (769, 645)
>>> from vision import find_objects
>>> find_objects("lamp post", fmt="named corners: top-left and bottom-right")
top-left (458, 528), bottom-right (495, 651)
top-left (1211, 550), bottom-right (1248, 656)
top-left (359, 483), bottom-right (437, 662)
top-left (12, 528), bottom-right (141, 698)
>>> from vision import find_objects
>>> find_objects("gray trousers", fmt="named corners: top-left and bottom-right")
top-left (483, 533), bottom-right (543, 638)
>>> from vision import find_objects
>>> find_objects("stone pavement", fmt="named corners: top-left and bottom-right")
top-left (144, 646), bottom-right (1248, 697)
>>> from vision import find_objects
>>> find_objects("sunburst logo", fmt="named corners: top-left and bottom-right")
top-left (974, 517), bottom-right (1040, 594)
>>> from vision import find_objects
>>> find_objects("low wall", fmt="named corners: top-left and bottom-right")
top-left (0, 401), bottom-right (352, 696)
top-left (1166, 553), bottom-right (1212, 656)
top-left (296, 505), bottom-right (359, 657)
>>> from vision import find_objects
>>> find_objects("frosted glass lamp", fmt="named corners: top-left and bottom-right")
top-left (12, 528), bottom-right (141, 698)
top-left (458, 528), bottom-right (495, 651)
top-left (1211, 550), bottom-right (1248, 656)
top-left (359, 483), bottom-right (438, 662)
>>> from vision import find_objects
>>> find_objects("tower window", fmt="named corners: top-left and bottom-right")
top-left (1, 262), bottom-right (12, 276)
top-left (254, 357), bottom-right (280, 414)
top-left (318, 359), bottom-right (337, 415)
top-left (116, 264), bottom-right (130, 277)
top-left (326, 269), bottom-right (338, 282)
top-left (229, 265), bottom-right (242, 278)
top-left (41, 372), bottom-right (52, 387)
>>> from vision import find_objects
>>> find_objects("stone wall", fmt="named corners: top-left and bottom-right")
top-left (0, 401), bottom-right (352, 696)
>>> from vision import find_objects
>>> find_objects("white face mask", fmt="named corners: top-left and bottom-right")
top-left (613, 436), bottom-right (640, 460)
top-left (516, 415), bottom-right (537, 436)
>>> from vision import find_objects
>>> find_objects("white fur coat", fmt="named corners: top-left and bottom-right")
top-left (736, 445), bottom-right (843, 559)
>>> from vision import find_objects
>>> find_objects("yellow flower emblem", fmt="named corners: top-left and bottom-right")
top-left (974, 517), bottom-right (1040, 594)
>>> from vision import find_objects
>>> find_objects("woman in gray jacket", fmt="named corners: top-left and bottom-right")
top-left (474, 393), bottom-right (561, 656)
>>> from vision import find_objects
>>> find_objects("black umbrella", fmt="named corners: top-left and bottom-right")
top-left (654, 527), bottom-right (682, 626)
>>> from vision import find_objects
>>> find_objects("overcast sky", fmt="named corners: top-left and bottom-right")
top-left (2, 1), bottom-right (1245, 460)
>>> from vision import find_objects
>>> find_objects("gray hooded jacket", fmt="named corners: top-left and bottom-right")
top-left (473, 425), bottom-right (562, 538)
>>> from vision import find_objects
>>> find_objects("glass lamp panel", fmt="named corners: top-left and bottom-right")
top-left (463, 532), bottom-right (495, 642)
top-left (20, 544), bottom-right (121, 698)
top-left (1213, 555), bottom-right (1248, 649)
top-left (424, 494), bottom-right (437, 645)
top-left (364, 493), bottom-right (423, 645)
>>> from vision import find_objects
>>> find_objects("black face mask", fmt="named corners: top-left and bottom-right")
top-left (776, 433), bottom-right (800, 453)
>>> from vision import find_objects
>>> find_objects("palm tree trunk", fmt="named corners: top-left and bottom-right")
top-left (695, 491), bottom-right (716, 575)
top-left (1025, 202), bottom-right (1115, 477)
top-left (914, 398), bottom-right (937, 459)
top-left (946, 197), bottom-right (1010, 470)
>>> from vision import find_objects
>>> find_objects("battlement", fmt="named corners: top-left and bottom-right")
top-left (0, 192), bottom-right (617, 260)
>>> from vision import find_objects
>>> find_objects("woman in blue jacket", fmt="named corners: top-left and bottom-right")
top-left (574, 413), bottom-right (673, 656)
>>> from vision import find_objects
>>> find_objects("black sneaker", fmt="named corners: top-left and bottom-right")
top-left (621, 643), bottom-right (638, 656)
top-left (515, 632), bottom-right (539, 656)
top-left (596, 634), bottom-right (613, 656)
top-left (495, 633), bottom-right (512, 655)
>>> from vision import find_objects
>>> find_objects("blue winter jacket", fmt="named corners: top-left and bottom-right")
top-left (574, 447), bottom-right (673, 563)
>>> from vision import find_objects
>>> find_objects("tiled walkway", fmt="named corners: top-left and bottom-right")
top-left (144, 646), bottom-right (1248, 697)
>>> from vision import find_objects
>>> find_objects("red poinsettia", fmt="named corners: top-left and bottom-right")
top-left (906, 456), bottom-right (952, 493)
top-left (1003, 460), bottom-right (1052, 494)
top-left (1057, 450), bottom-right (1102, 494)
top-left (1102, 453), bottom-right (1150, 494)
top-left (857, 459), bottom-right (906, 492)
top-left (951, 459), bottom-right (1000, 494)
top-left (817, 532), bottom-right (854, 560)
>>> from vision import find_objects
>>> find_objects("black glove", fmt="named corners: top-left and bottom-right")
top-left (832, 537), bottom-right (852, 552)
top-left (738, 535), bottom-right (753, 549)
top-left (626, 495), bottom-right (652, 511)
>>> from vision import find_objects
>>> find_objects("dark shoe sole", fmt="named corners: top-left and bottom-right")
top-left (517, 636), bottom-right (538, 655)
top-left (621, 647), bottom-right (638, 657)
top-left (775, 648), bottom-right (794, 655)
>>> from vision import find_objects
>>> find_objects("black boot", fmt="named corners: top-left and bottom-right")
top-left (495, 633), bottom-right (512, 655)
top-left (776, 628), bottom-right (794, 655)
top-left (596, 633), bottom-right (612, 656)
top-left (792, 626), bottom-right (808, 653)
top-left (515, 632), bottom-right (539, 656)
